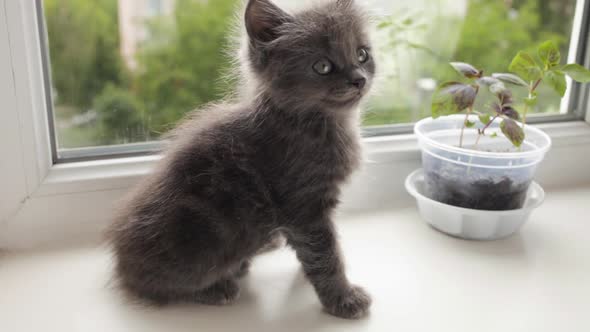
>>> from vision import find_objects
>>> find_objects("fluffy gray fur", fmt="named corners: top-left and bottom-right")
top-left (107, 0), bottom-right (375, 319)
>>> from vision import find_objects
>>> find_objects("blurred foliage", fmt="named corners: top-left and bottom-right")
top-left (431, 0), bottom-right (572, 79)
top-left (368, 0), bottom-right (575, 125)
top-left (44, 0), bottom-right (127, 110)
top-left (43, 0), bottom-right (576, 147)
top-left (134, 0), bottom-right (236, 135)
top-left (93, 84), bottom-right (146, 144)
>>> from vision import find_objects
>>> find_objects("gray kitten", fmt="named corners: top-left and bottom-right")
top-left (107, 0), bottom-right (375, 319)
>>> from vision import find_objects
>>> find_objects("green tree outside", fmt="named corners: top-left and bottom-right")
top-left (43, 0), bottom-right (577, 147)
top-left (133, 0), bottom-right (237, 136)
top-left (366, 0), bottom-right (576, 126)
top-left (44, 0), bottom-right (126, 110)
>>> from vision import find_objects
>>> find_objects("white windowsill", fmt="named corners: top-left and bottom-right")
top-left (38, 120), bottom-right (590, 197)
top-left (2, 185), bottom-right (590, 332)
top-left (2, 120), bottom-right (590, 249)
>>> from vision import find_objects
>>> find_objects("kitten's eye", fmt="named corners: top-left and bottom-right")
top-left (313, 59), bottom-right (333, 75)
top-left (358, 48), bottom-right (369, 63)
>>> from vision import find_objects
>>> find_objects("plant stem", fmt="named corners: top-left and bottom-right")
top-left (522, 103), bottom-right (529, 126)
top-left (474, 133), bottom-right (482, 150)
top-left (474, 114), bottom-right (499, 150)
top-left (459, 105), bottom-right (473, 148)
top-left (459, 85), bottom-right (479, 148)
top-left (532, 78), bottom-right (542, 91)
top-left (482, 115), bottom-right (499, 134)
top-left (523, 78), bottom-right (542, 126)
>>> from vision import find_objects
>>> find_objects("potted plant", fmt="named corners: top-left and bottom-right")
top-left (407, 41), bottom-right (590, 239)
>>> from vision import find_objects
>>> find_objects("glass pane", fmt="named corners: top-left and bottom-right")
top-left (42, 0), bottom-right (578, 153)
top-left (43, 0), bottom-right (236, 151)
top-left (365, 0), bottom-right (578, 126)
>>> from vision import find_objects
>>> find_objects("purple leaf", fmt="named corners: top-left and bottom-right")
top-left (450, 62), bottom-right (483, 79)
top-left (500, 119), bottom-right (525, 147)
top-left (492, 103), bottom-right (503, 114)
top-left (492, 73), bottom-right (528, 87)
top-left (501, 106), bottom-right (521, 120)
top-left (431, 82), bottom-right (477, 117)
top-left (497, 88), bottom-right (514, 106)
top-left (477, 76), bottom-right (501, 86)
top-left (489, 82), bottom-right (507, 95)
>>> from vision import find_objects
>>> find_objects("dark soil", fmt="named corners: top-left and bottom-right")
top-left (424, 171), bottom-right (530, 211)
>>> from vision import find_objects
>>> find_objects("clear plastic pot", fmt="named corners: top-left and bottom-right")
top-left (414, 115), bottom-right (551, 211)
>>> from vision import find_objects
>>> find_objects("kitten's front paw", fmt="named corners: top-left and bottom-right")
top-left (323, 285), bottom-right (372, 319)
top-left (234, 260), bottom-right (251, 278)
top-left (197, 279), bottom-right (241, 305)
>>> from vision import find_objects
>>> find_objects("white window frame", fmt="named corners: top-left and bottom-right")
top-left (2, 0), bottom-right (590, 248)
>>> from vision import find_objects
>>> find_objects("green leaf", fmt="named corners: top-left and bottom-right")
top-left (500, 119), bottom-right (525, 148)
top-left (450, 62), bottom-right (482, 79)
top-left (377, 21), bottom-right (392, 29)
top-left (491, 132), bottom-right (498, 138)
top-left (465, 119), bottom-right (476, 128)
top-left (479, 114), bottom-right (491, 124)
top-left (524, 96), bottom-right (538, 107)
top-left (431, 82), bottom-right (477, 118)
top-left (402, 18), bottom-right (413, 26)
top-left (545, 71), bottom-right (567, 97)
top-left (491, 73), bottom-right (528, 87)
top-left (562, 64), bottom-right (590, 83)
top-left (406, 42), bottom-right (437, 57)
top-left (509, 52), bottom-right (543, 81)
top-left (538, 41), bottom-right (561, 68)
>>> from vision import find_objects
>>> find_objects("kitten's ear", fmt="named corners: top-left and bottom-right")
top-left (245, 0), bottom-right (292, 44)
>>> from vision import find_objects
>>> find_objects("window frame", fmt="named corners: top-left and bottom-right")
top-left (2, 0), bottom-right (590, 248)
top-left (38, 0), bottom-right (590, 162)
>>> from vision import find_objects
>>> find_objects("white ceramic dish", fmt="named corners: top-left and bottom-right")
top-left (405, 169), bottom-right (545, 240)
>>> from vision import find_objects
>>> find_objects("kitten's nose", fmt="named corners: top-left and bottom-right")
top-left (349, 77), bottom-right (366, 89)
top-left (348, 68), bottom-right (367, 90)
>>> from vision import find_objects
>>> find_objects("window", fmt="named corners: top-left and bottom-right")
top-left (366, 0), bottom-right (580, 126)
top-left (2, 0), bottom-right (590, 247)
top-left (148, 0), bottom-right (164, 16)
top-left (40, 0), bottom-right (584, 161)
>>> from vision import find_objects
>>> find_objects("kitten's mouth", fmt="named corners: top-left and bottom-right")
top-left (327, 92), bottom-right (364, 107)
